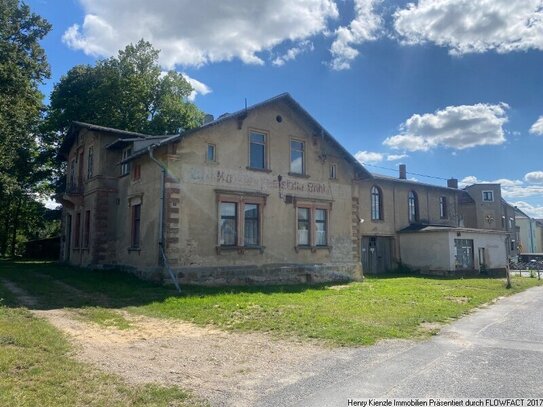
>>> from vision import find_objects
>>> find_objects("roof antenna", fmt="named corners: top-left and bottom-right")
top-left (237, 98), bottom-right (249, 130)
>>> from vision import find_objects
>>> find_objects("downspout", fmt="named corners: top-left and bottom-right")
top-left (147, 145), bottom-right (181, 293)
top-left (529, 219), bottom-right (535, 253)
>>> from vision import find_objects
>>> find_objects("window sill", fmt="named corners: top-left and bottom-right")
top-left (246, 166), bottom-right (272, 173)
top-left (371, 219), bottom-right (385, 223)
top-left (288, 172), bottom-right (310, 178)
top-left (295, 245), bottom-right (332, 253)
top-left (127, 247), bottom-right (141, 253)
top-left (216, 245), bottom-right (265, 254)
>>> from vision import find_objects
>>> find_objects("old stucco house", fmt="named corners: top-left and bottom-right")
top-left (58, 93), bottom-right (510, 284)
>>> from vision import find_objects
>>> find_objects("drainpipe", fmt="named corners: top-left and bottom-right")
top-left (147, 145), bottom-right (181, 293)
top-left (529, 219), bottom-right (535, 253)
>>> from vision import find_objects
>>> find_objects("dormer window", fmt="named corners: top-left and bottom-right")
top-left (482, 190), bottom-right (494, 202)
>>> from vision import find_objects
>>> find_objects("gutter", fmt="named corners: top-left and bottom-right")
top-left (147, 145), bottom-right (181, 293)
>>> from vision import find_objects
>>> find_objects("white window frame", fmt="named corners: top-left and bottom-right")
top-left (482, 190), bottom-right (494, 202)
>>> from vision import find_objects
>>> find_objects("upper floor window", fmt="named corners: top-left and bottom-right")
top-left (133, 163), bottom-right (141, 181)
top-left (371, 186), bottom-right (383, 221)
top-left (249, 132), bottom-right (266, 169)
top-left (482, 190), bottom-right (494, 202)
top-left (69, 159), bottom-right (76, 188)
top-left (329, 164), bottom-right (337, 180)
top-left (121, 147), bottom-right (132, 176)
top-left (290, 140), bottom-right (305, 174)
top-left (87, 147), bottom-right (94, 179)
top-left (408, 190), bottom-right (419, 223)
top-left (440, 196), bottom-right (448, 219)
top-left (207, 144), bottom-right (216, 162)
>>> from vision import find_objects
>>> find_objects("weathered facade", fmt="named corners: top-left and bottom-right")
top-left (355, 170), bottom-right (459, 273)
top-left (59, 94), bottom-right (372, 284)
top-left (458, 184), bottom-right (519, 259)
top-left (58, 93), bottom-right (512, 284)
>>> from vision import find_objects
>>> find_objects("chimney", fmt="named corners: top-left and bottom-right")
top-left (203, 114), bottom-right (214, 124)
top-left (399, 164), bottom-right (406, 179)
top-left (447, 178), bottom-right (458, 189)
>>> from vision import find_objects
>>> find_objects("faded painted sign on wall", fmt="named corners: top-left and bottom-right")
top-left (183, 164), bottom-right (350, 200)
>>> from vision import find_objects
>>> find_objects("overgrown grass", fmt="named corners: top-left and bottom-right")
top-left (134, 275), bottom-right (541, 345)
top-left (0, 306), bottom-right (202, 407)
top-left (1, 260), bottom-right (542, 347)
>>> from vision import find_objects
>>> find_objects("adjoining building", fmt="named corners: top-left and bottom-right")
top-left (515, 207), bottom-right (543, 254)
top-left (356, 168), bottom-right (508, 276)
top-left (57, 93), bottom-right (511, 284)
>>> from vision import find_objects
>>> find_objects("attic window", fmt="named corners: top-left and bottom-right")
top-left (121, 147), bottom-right (132, 176)
top-left (276, 115), bottom-right (282, 123)
top-left (482, 190), bottom-right (494, 202)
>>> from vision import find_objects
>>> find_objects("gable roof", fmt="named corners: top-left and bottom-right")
top-left (371, 173), bottom-right (459, 192)
top-left (121, 93), bottom-right (373, 178)
top-left (59, 122), bottom-right (152, 159)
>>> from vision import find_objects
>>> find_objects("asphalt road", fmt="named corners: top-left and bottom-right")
top-left (260, 286), bottom-right (543, 406)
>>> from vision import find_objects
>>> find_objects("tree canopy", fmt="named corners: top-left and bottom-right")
top-left (47, 40), bottom-right (204, 137)
top-left (0, 0), bottom-right (56, 256)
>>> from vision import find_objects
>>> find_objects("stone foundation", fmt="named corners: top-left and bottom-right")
top-left (167, 263), bottom-right (362, 286)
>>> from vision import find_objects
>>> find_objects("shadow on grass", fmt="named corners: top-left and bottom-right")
top-left (0, 259), bottom-right (338, 310)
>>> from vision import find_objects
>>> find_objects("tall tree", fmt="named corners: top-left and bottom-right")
top-left (0, 0), bottom-right (52, 256)
top-left (47, 40), bottom-right (204, 137)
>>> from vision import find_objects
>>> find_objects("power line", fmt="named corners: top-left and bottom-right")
top-left (361, 162), bottom-right (450, 181)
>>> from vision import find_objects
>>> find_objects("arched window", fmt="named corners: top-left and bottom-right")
top-left (371, 186), bottom-right (383, 220)
top-left (408, 190), bottom-right (419, 223)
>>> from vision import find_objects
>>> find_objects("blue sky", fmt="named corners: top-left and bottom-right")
top-left (29, 0), bottom-right (543, 217)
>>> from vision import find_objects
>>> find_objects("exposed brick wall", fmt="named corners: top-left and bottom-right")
top-left (164, 176), bottom-right (181, 266)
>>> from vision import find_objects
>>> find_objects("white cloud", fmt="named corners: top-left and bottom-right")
top-left (181, 73), bottom-right (212, 101)
top-left (383, 103), bottom-right (509, 152)
top-left (329, 0), bottom-right (382, 70)
top-left (512, 201), bottom-right (543, 219)
top-left (386, 153), bottom-right (408, 161)
top-left (393, 0), bottom-right (543, 56)
top-left (273, 40), bottom-right (314, 66)
top-left (354, 150), bottom-right (384, 164)
top-left (525, 171), bottom-right (543, 184)
top-left (460, 175), bottom-right (543, 199)
top-left (530, 116), bottom-right (543, 135)
top-left (63, 0), bottom-right (339, 68)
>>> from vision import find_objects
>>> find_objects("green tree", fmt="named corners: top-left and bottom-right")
top-left (0, 0), bottom-right (53, 257)
top-left (47, 40), bottom-right (204, 136)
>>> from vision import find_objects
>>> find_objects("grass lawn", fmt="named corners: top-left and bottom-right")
top-left (0, 262), bottom-right (203, 407)
top-left (1, 260), bottom-right (541, 346)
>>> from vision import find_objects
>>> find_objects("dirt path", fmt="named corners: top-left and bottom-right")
top-left (1, 277), bottom-right (346, 406)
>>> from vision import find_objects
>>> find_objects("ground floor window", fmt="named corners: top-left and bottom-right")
top-left (296, 202), bottom-right (330, 249)
top-left (220, 202), bottom-right (237, 246)
top-left (83, 210), bottom-right (90, 248)
top-left (217, 192), bottom-right (266, 250)
top-left (131, 204), bottom-right (141, 248)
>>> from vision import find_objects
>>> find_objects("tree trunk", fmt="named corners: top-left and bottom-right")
top-left (10, 195), bottom-right (21, 258)
top-left (0, 193), bottom-right (12, 257)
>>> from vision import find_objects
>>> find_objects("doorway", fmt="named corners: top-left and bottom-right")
top-left (361, 236), bottom-right (392, 274)
top-left (65, 214), bottom-right (72, 261)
